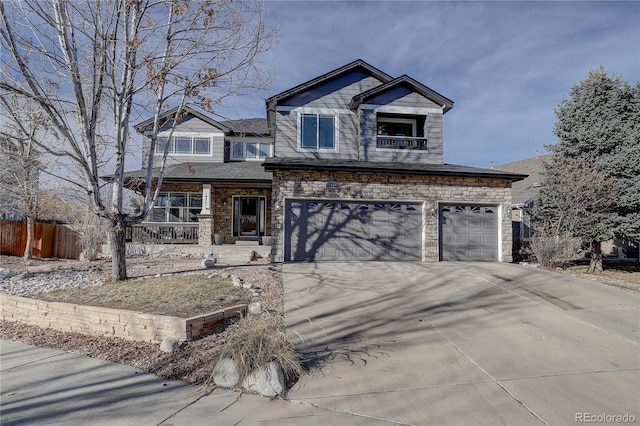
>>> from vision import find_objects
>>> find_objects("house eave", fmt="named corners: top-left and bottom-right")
top-left (263, 158), bottom-right (528, 182)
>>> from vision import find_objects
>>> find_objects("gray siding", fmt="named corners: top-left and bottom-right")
top-left (280, 72), bottom-right (383, 108)
top-left (141, 114), bottom-right (225, 167)
top-left (273, 72), bottom-right (385, 161)
top-left (358, 110), bottom-right (444, 165)
top-left (366, 89), bottom-right (443, 109)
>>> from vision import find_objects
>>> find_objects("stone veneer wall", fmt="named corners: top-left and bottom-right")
top-left (270, 170), bottom-right (513, 263)
top-left (0, 293), bottom-right (247, 343)
top-left (155, 183), bottom-right (271, 244)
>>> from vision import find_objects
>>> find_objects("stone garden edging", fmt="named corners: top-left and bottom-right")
top-left (0, 293), bottom-right (247, 343)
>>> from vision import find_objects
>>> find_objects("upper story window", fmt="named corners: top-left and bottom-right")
top-left (232, 141), bottom-right (271, 160)
top-left (156, 135), bottom-right (211, 155)
top-left (300, 113), bottom-right (336, 150)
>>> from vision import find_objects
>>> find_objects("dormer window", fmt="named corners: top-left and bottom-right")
top-left (156, 135), bottom-right (212, 155)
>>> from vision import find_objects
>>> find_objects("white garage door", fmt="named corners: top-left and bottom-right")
top-left (284, 200), bottom-right (422, 262)
top-left (440, 205), bottom-right (498, 261)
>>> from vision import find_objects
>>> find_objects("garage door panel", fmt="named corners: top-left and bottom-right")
top-left (440, 204), bottom-right (498, 261)
top-left (285, 200), bottom-right (422, 262)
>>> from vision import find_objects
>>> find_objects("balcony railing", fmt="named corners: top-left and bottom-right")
top-left (376, 135), bottom-right (428, 150)
top-left (126, 223), bottom-right (199, 244)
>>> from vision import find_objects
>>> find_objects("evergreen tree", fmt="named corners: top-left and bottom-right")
top-left (538, 68), bottom-right (640, 273)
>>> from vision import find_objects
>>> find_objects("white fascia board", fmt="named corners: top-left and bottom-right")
top-left (227, 136), bottom-right (273, 143)
top-left (362, 105), bottom-right (443, 115)
top-left (277, 106), bottom-right (352, 115)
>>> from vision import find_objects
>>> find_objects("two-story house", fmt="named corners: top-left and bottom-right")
top-left (263, 59), bottom-right (526, 262)
top-left (125, 59), bottom-right (526, 262)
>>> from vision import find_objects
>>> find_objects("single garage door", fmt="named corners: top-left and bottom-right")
top-left (284, 200), bottom-right (422, 262)
top-left (440, 204), bottom-right (498, 261)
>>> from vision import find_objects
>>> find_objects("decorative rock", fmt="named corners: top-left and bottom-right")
top-left (242, 362), bottom-right (285, 397)
top-left (201, 257), bottom-right (216, 269)
top-left (248, 302), bottom-right (262, 315)
top-left (212, 358), bottom-right (240, 388)
top-left (160, 338), bottom-right (179, 353)
top-left (0, 268), bottom-right (13, 279)
top-left (10, 271), bottom-right (31, 281)
top-left (231, 276), bottom-right (243, 288)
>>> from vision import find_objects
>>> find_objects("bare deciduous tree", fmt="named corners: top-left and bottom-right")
top-left (0, 0), bottom-right (276, 279)
top-left (0, 96), bottom-right (50, 259)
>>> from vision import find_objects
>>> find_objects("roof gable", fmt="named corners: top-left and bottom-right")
top-left (350, 75), bottom-right (454, 113)
top-left (265, 59), bottom-right (393, 110)
top-left (134, 105), bottom-right (229, 134)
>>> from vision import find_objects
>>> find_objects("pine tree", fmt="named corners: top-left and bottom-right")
top-left (539, 68), bottom-right (640, 273)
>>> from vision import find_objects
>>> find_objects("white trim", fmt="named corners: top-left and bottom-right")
top-left (296, 111), bottom-right (340, 152)
top-left (231, 141), bottom-right (272, 160)
top-left (377, 116), bottom-right (417, 137)
top-left (363, 105), bottom-right (443, 115)
top-left (153, 133), bottom-right (214, 156)
top-left (436, 201), bottom-right (501, 262)
top-left (281, 106), bottom-right (349, 115)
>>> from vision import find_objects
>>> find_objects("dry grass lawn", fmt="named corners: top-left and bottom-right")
top-left (30, 274), bottom-right (252, 318)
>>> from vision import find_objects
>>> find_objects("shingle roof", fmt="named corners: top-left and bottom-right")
top-left (122, 161), bottom-right (272, 184)
top-left (263, 158), bottom-right (527, 181)
top-left (219, 118), bottom-right (269, 136)
top-left (493, 154), bottom-right (551, 204)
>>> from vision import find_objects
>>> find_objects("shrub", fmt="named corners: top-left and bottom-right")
top-left (212, 312), bottom-right (303, 387)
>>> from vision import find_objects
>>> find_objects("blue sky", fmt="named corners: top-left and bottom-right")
top-left (220, 1), bottom-right (639, 168)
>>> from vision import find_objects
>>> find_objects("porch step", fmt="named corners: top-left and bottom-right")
top-left (234, 241), bottom-right (260, 246)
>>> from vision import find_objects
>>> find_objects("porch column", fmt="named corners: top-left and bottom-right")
top-left (201, 184), bottom-right (211, 214)
top-left (198, 184), bottom-right (213, 245)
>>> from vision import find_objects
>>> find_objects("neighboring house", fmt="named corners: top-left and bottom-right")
top-left (263, 59), bottom-right (526, 262)
top-left (124, 106), bottom-right (273, 245)
top-left (124, 59), bottom-right (527, 262)
top-left (493, 154), bottom-right (550, 258)
top-left (494, 154), bottom-right (639, 260)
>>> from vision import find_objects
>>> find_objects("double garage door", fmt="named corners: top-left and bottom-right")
top-left (284, 200), bottom-right (422, 261)
top-left (283, 200), bottom-right (499, 262)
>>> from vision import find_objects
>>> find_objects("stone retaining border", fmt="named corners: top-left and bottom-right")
top-left (0, 293), bottom-right (247, 343)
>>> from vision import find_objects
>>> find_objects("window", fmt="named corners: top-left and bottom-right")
top-left (156, 136), bottom-right (211, 155)
top-left (232, 196), bottom-right (266, 237)
top-left (300, 114), bottom-right (335, 150)
top-left (231, 141), bottom-right (271, 160)
top-left (149, 192), bottom-right (202, 222)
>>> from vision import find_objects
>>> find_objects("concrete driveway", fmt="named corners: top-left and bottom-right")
top-left (284, 262), bottom-right (640, 425)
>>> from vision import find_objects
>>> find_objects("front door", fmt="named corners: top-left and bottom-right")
top-left (233, 196), bottom-right (266, 238)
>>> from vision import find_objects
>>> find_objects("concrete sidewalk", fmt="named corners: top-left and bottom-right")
top-left (0, 339), bottom-right (389, 425)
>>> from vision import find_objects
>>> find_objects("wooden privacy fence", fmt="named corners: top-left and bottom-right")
top-left (0, 219), bottom-right (80, 259)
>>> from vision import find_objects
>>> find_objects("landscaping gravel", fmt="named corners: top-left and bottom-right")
top-left (0, 255), bottom-right (285, 385)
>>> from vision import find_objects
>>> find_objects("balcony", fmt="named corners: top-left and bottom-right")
top-left (376, 135), bottom-right (428, 150)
